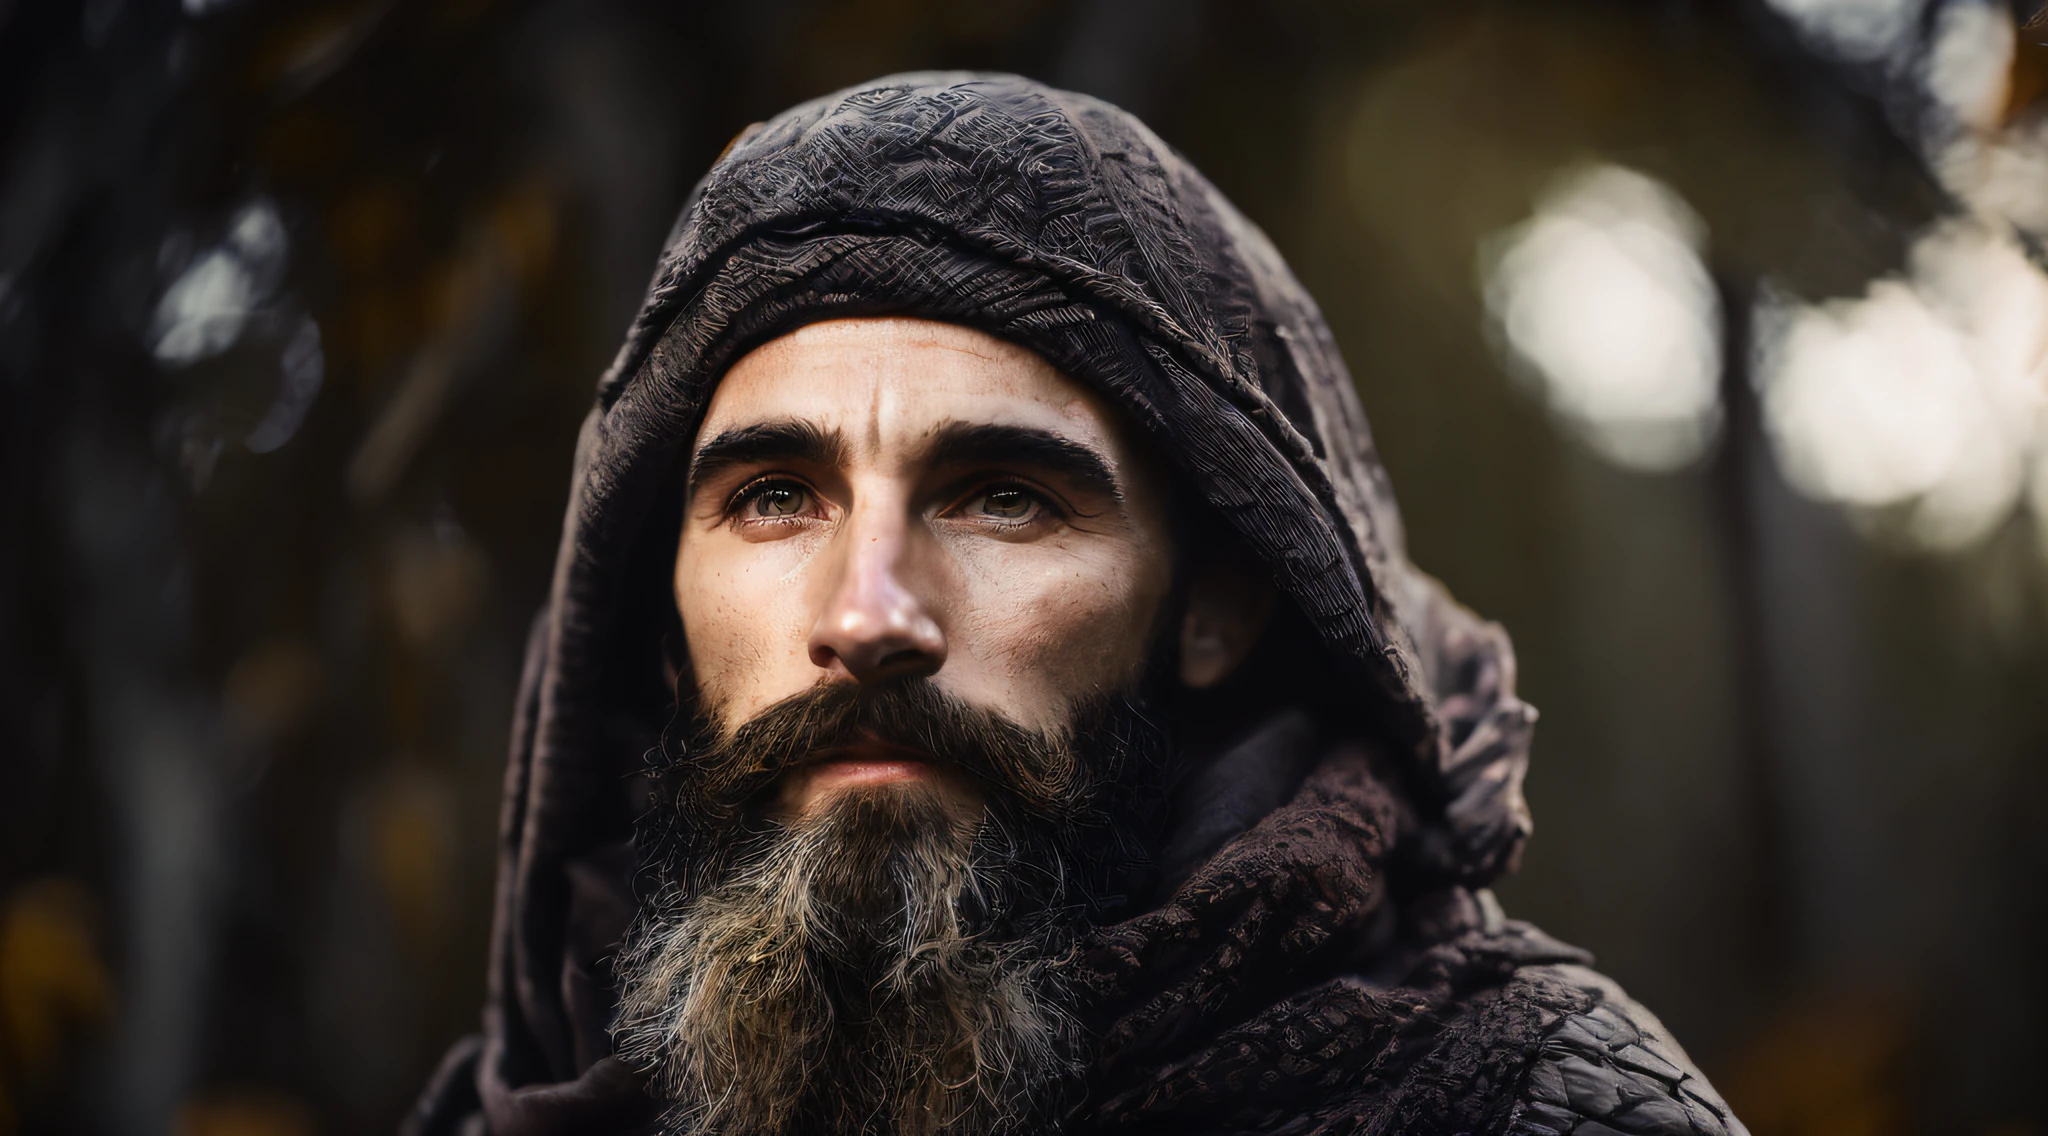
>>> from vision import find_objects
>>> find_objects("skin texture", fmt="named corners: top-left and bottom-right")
top-left (675, 317), bottom-right (1184, 820)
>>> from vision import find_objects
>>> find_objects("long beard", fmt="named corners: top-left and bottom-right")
top-left (612, 679), bottom-right (1167, 1136)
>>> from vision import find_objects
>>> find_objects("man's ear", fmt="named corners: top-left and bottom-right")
top-left (1178, 546), bottom-right (1276, 689)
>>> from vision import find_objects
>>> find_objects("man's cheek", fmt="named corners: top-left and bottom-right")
top-left (962, 550), bottom-right (1154, 689)
top-left (681, 552), bottom-right (810, 725)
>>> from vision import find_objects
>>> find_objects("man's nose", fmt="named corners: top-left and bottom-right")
top-left (807, 509), bottom-right (946, 683)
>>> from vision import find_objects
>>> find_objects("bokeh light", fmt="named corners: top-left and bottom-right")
top-left (1754, 220), bottom-right (2048, 550)
top-left (1767, 0), bottom-right (1926, 62)
top-left (1746, 0), bottom-right (2048, 555)
top-left (1924, 0), bottom-right (2015, 130)
top-left (1481, 164), bottom-right (1724, 474)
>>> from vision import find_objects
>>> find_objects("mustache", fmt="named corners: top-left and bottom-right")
top-left (648, 680), bottom-right (1118, 874)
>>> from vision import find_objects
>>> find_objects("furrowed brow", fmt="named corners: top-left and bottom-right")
top-left (922, 422), bottom-right (1122, 500)
top-left (687, 420), bottom-right (842, 497)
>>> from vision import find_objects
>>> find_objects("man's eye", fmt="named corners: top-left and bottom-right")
top-left (973, 486), bottom-right (1040, 521)
top-left (742, 482), bottom-right (810, 518)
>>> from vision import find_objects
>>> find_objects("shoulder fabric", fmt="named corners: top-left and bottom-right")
top-left (1505, 966), bottom-right (1749, 1136)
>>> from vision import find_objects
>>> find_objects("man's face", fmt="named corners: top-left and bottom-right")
top-left (628, 319), bottom-right (1258, 1135)
top-left (674, 316), bottom-right (1176, 819)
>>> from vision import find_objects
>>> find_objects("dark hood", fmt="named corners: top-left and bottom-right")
top-left (423, 71), bottom-right (1546, 1135)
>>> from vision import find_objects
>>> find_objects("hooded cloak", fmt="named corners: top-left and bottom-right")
top-left (406, 73), bottom-right (1746, 1136)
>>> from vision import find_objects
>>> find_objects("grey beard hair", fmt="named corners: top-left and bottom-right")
top-left (612, 788), bottom-right (1079, 1136)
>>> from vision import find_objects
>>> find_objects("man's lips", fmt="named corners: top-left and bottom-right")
top-left (771, 735), bottom-right (983, 820)
top-left (792, 738), bottom-right (935, 793)
top-left (805, 759), bottom-right (931, 791)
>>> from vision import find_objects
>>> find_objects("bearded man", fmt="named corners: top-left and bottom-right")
top-left (406, 73), bottom-right (1747, 1136)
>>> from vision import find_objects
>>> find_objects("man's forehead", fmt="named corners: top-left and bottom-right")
top-left (771, 316), bottom-right (1039, 366)
top-left (696, 317), bottom-right (1121, 452)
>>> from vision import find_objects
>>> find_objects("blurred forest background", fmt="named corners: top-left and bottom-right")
top-left (3, 0), bottom-right (2046, 1133)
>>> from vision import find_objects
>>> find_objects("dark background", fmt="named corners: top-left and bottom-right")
top-left (4, 1), bottom-right (2046, 1134)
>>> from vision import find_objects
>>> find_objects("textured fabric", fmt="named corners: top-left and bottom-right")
top-left (405, 73), bottom-right (1742, 1135)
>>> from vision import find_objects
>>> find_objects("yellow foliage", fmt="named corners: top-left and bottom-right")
top-left (0, 879), bottom-right (114, 1136)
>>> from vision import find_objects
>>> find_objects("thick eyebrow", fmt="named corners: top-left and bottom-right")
top-left (686, 420), bottom-right (843, 497)
top-left (921, 422), bottom-right (1121, 501)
